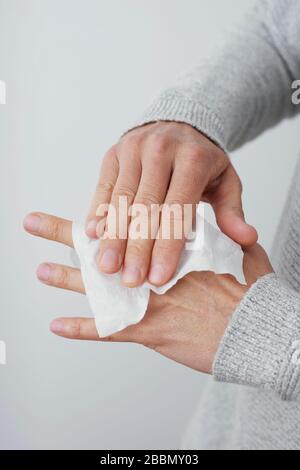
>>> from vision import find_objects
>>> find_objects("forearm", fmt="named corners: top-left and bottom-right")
top-left (214, 274), bottom-right (300, 402)
top-left (127, 0), bottom-right (300, 152)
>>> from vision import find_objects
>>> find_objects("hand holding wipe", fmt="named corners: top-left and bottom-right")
top-left (73, 212), bottom-right (245, 337)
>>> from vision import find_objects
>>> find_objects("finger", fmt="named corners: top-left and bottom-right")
top-left (49, 316), bottom-right (143, 342)
top-left (85, 146), bottom-right (119, 238)
top-left (50, 317), bottom-right (100, 340)
top-left (98, 145), bottom-right (142, 274)
top-left (148, 156), bottom-right (206, 286)
top-left (208, 165), bottom-right (258, 247)
top-left (24, 212), bottom-right (73, 247)
top-left (122, 155), bottom-right (172, 287)
top-left (36, 263), bottom-right (85, 294)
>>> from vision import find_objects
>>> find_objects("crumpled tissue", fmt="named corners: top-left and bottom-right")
top-left (72, 213), bottom-right (245, 338)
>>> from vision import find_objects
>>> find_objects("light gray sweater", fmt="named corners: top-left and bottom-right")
top-left (128, 0), bottom-right (300, 450)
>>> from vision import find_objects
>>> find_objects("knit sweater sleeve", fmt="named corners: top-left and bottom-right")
top-left (213, 274), bottom-right (300, 402)
top-left (125, 0), bottom-right (300, 152)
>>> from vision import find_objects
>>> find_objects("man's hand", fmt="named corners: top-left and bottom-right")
top-left (24, 212), bottom-right (270, 374)
top-left (86, 122), bottom-right (257, 288)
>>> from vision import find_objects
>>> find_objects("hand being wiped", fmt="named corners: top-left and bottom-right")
top-left (24, 212), bottom-right (272, 374)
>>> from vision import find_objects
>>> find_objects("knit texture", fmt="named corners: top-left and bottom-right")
top-left (214, 273), bottom-right (300, 402)
top-left (130, 0), bottom-right (300, 449)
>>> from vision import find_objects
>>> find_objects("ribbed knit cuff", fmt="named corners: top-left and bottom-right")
top-left (122, 97), bottom-right (228, 152)
top-left (213, 274), bottom-right (300, 401)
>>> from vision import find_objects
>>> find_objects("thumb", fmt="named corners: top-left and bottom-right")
top-left (209, 164), bottom-right (258, 247)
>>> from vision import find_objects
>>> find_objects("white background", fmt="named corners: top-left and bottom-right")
top-left (0, 0), bottom-right (299, 449)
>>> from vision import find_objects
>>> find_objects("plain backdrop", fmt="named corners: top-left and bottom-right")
top-left (0, 0), bottom-right (299, 449)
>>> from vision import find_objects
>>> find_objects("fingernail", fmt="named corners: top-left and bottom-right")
top-left (24, 214), bottom-right (41, 232)
top-left (86, 219), bottom-right (98, 238)
top-left (99, 248), bottom-right (119, 272)
top-left (50, 319), bottom-right (64, 334)
top-left (122, 266), bottom-right (141, 285)
top-left (149, 264), bottom-right (166, 285)
top-left (37, 263), bottom-right (52, 283)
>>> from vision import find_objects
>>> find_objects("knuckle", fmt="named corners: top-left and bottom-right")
top-left (179, 145), bottom-right (207, 165)
top-left (147, 133), bottom-right (170, 154)
top-left (185, 143), bottom-right (202, 159)
top-left (186, 140), bottom-right (219, 164)
top-left (126, 242), bottom-right (145, 259)
top-left (185, 147), bottom-right (209, 169)
top-left (53, 266), bottom-right (69, 288)
top-left (96, 180), bottom-right (115, 195)
top-left (70, 319), bottom-right (82, 339)
top-left (120, 133), bottom-right (142, 150)
top-left (135, 190), bottom-right (160, 207)
top-left (114, 184), bottom-right (136, 201)
top-left (47, 218), bottom-right (63, 241)
top-left (165, 196), bottom-right (188, 207)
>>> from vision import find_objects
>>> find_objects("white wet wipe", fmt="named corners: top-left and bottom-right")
top-left (72, 213), bottom-right (245, 338)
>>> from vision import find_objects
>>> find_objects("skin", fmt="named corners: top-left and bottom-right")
top-left (24, 212), bottom-right (272, 374)
top-left (85, 122), bottom-right (258, 288)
